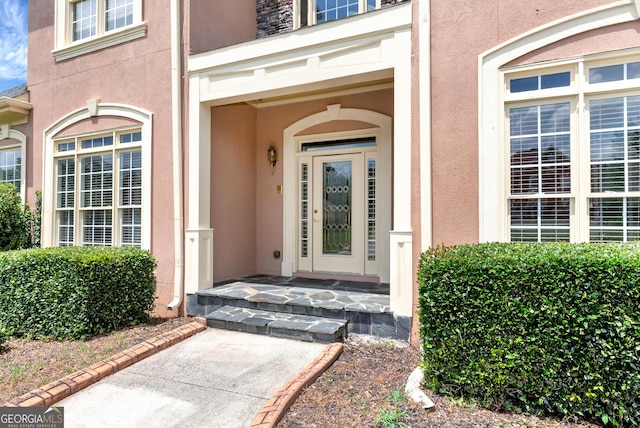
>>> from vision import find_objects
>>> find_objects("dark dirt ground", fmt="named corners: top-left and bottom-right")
top-left (1, 320), bottom-right (602, 427)
top-left (277, 335), bottom-right (601, 428)
top-left (0, 317), bottom-right (194, 404)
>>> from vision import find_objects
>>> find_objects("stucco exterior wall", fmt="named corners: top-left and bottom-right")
top-left (253, 88), bottom-right (394, 276)
top-left (507, 20), bottom-right (640, 67)
top-left (429, 0), bottom-right (621, 246)
top-left (27, 1), bottom-right (177, 315)
top-left (189, 0), bottom-right (257, 54)
top-left (210, 104), bottom-right (257, 282)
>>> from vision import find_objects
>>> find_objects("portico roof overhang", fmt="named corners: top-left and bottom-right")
top-left (188, 2), bottom-right (411, 106)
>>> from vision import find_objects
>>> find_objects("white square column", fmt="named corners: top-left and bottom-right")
top-left (389, 28), bottom-right (413, 317)
top-left (185, 73), bottom-right (214, 294)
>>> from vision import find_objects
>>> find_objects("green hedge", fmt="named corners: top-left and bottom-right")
top-left (0, 182), bottom-right (29, 251)
top-left (418, 242), bottom-right (640, 427)
top-left (0, 246), bottom-right (157, 340)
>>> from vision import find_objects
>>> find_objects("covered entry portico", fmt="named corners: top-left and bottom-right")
top-left (185, 4), bottom-right (414, 317)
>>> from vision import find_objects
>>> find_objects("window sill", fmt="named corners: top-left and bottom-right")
top-left (52, 22), bottom-right (147, 62)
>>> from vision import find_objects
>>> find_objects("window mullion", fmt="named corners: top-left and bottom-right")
top-left (97, 0), bottom-right (104, 36)
top-left (113, 144), bottom-right (120, 247)
top-left (576, 60), bottom-right (588, 243)
top-left (74, 151), bottom-right (82, 246)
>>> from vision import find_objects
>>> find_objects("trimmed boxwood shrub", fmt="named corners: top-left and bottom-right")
top-left (0, 182), bottom-right (29, 251)
top-left (0, 246), bottom-right (157, 340)
top-left (418, 242), bottom-right (640, 427)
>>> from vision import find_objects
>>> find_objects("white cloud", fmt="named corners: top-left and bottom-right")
top-left (0, 0), bottom-right (27, 82)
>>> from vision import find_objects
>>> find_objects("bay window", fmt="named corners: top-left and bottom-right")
top-left (505, 53), bottom-right (640, 242)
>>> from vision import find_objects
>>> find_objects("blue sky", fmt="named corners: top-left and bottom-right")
top-left (0, 0), bottom-right (27, 93)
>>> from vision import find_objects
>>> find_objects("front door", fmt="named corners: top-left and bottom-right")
top-left (311, 153), bottom-right (364, 274)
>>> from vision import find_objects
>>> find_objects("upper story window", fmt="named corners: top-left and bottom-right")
top-left (71, 0), bottom-right (134, 42)
top-left (298, 0), bottom-right (380, 28)
top-left (503, 52), bottom-right (640, 243)
top-left (53, 0), bottom-right (145, 62)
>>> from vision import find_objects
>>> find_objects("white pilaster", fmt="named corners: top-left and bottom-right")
top-left (185, 73), bottom-right (214, 294)
top-left (389, 27), bottom-right (414, 316)
top-left (389, 231), bottom-right (413, 316)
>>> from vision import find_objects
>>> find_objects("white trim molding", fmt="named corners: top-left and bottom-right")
top-left (52, 0), bottom-right (146, 62)
top-left (189, 2), bottom-right (411, 106)
top-left (41, 103), bottom-right (153, 249)
top-left (0, 97), bottom-right (32, 126)
top-left (478, 0), bottom-right (640, 243)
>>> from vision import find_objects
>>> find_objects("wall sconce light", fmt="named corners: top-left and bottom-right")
top-left (267, 145), bottom-right (277, 172)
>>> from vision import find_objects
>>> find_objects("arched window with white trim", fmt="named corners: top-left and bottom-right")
top-left (42, 103), bottom-right (152, 249)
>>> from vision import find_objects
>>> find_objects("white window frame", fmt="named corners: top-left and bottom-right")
top-left (53, 128), bottom-right (144, 247)
top-left (502, 49), bottom-right (640, 243)
top-left (53, 0), bottom-right (146, 62)
top-left (42, 103), bottom-right (152, 250)
top-left (294, 0), bottom-right (381, 29)
top-left (0, 129), bottom-right (26, 201)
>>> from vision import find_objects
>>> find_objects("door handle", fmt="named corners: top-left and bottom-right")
top-left (313, 217), bottom-right (319, 222)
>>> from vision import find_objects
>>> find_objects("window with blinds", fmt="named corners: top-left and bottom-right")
top-left (509, 102), bottom-right (571, 242)
top-left (54, 129), bottom-right (143, 248)
top-left (0, 147), bottom-right (22, 194)
top-left (589, 95), bottom-right (640, 241)
top-left (505, 54), bottom-right (640, 243)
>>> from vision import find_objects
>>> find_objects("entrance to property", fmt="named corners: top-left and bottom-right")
top-left (312, 152), bottom-right (363, 273)
top-left (282, 106), bottom-right (392, 285)
top-left (297, 136), bottom-right (379, 276)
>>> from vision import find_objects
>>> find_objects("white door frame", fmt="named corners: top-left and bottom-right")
top-left (282, 105), bottom-right (392, 282)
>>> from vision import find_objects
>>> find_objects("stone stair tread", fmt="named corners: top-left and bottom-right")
top-left (196, 281), bottom-right (392, 313)
top-left (205, 306), bottom-right (348, 343)
top-left (207, 306), bottom-right (346, 329)
top-left (189, 280), bottom-right (410, 341)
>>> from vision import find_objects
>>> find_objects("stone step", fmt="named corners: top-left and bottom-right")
top-left (206, 306), bottom-right (347, 343)
top-left (193, 282), bottom-right (391, 317)
top-left (188, 282), bottom-right (411, 340)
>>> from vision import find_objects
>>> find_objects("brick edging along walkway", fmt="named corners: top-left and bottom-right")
top-left (2, 321), bottom-right (206, 408)
top-left (251, 342), bottom-right (344, 428)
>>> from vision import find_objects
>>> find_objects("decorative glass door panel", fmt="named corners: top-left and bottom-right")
top-left (322, 160), bottom-right (352, 255)
top-left (312, 154), bottom-right (363, 274)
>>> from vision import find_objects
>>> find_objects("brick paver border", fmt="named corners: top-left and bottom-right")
top-left (251, 342), bottom-right (344, 428)
top-left (1, 321), bottom-right (206, 407)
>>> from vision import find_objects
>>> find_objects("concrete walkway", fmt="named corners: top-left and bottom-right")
top-left (54, 327), bottom-right (330, 428)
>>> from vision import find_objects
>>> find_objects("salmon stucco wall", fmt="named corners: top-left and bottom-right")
top-left (507, 20), bottom-right (640, 67)
top-left (253, 89), bottom-right (394, 276)
top-left (429, 0), bottom-right (619, 246)
top-left (211, 104), bottom-right (258, 282)
top-left (27, 1), bottom-right (177, 315)
top-left (189, 0), bottom-right (257, 54)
